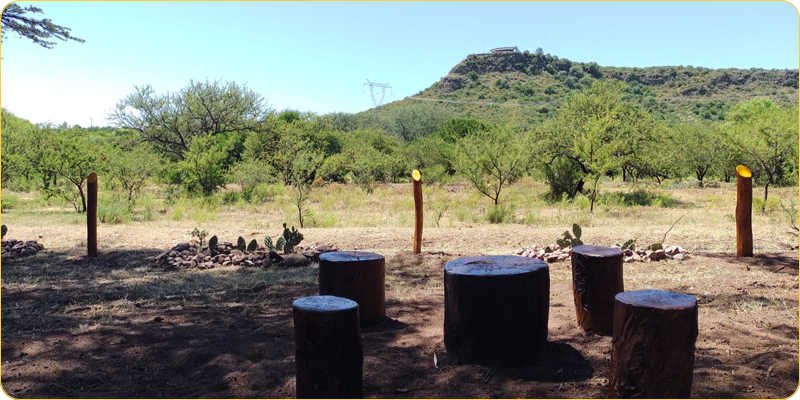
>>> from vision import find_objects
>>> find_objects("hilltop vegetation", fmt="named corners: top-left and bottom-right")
top-left (387, 48), bottom-right (798, 124)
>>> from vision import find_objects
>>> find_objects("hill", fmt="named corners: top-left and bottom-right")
top-left (375, 48), bottom-right (799, 124)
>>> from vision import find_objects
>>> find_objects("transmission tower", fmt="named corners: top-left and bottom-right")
top-left (363, 79), bottom-right (392, 108)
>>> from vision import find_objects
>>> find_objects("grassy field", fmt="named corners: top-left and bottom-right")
top-left (1, 179), bottom-right (798, 398)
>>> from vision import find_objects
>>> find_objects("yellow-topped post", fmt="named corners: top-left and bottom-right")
top-left (735, 165), bottom-right (752, 257)
top-left (87, 172), bottom-right (98, 257)
top-left (412, 170), bottom-right (423, 255)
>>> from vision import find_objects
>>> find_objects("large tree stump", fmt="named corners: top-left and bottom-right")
top-left (608, 290), bottom-right (698, 399)
top-left (319, 251), bottom-right (386, 326)
top-left (293, 295), bottom-right (363, 399)
top-left (444, 255), bottom-right (549, 365)
top-left (570, 245), bottom-right (624, 334)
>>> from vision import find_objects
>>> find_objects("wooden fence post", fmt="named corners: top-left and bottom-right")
top-left (87, 172), bottom-right (98, 257)
top-left (736, 165), bottom-right (753, 257)
top-left (412, 169), bottom-right (423, 254)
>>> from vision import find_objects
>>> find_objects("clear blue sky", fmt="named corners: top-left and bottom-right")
top-left (1, 1), bottom-right (798, 127)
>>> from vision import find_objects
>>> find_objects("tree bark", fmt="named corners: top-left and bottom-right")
top-left (319, 251), bottom-right (386, 326)
top-left (736, 165), bottom-right (753, 257)
top-left (412, 170), bottom-right (423, 254)
top-left (608, 290), bottom-right (698, 399)
top-left (570, 245), bottom-right (623, 334)
top-left (87, 173), bottom-right (97, 257)
top-left (444, 255), bottom-right (549, 365)
top-left (293, 296), bottom-right (363, 399)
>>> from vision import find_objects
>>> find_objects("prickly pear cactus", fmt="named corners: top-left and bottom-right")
top-left (264, 236), bottom-right (275, 252)
top-left (1, 225), bottom-right (6, 239)
top-left (237, 237), bottom-right (246, 252)
top-left (247, 239), bottom-right (258, 253)
top-left (281, 223), bottom-right (304, 254)
top-left (556, 223), bottom-right (584, 248)
top-left (276, 237), bottom-right (286, 253)
top-left (208, 235), bottom-right (218, 256)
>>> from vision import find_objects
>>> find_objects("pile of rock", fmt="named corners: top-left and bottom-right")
top-left (514, 243), bottom-right (690, 264)
top-left (1, 239), bottom-right (44, 260)
top-left (155, 242), bottom-right (339, 270)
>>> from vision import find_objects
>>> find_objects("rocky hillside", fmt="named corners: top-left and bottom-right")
top-left (380, 49), bottom-right (799, 124)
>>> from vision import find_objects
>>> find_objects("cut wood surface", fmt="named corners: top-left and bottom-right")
top-left (319, 251), bottom-right (386, 326)
top-left (444, 255), bottom-right (549, 365)
top-left (608, 290), bottom-right (699, 399)
top-left (293, 295), bottom-right (363, 399)
top-left (570, 245), bottom-right (624, 334)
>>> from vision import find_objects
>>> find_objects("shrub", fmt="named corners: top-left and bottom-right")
top-left (97, 201), bottom-right (132, 224)
top-left (544, 157), bottom-right (583, 200)
top-left (227, 159), bottom-right (278, 198)
top-left (487, 205), bottom-right (514, 224)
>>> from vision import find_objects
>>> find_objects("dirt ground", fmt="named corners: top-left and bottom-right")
top-left (1, 221), bottom-right (798, 399)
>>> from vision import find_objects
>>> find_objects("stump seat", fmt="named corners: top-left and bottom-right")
top-left (444, 255), bottom-right (549, 365)
top-left (293, 295), bottom-right (363, 399)
top-left (608, 290), bottom-right (698, 399)
top-left (570, 245), bottom-right (624, 334)
top-left (319, 251), bottom-right (386, 326)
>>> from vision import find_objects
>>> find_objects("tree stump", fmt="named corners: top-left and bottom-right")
top-left (608, 290), bottom-right (698, 399)
top-left (319, 251), bottom-right (386, 326)
top-left (444, 255), bottom-right (549, 365)
top-left (293, 295), bottom-right (363, 399)
top-left (570, 245), bottom-right (624, 334)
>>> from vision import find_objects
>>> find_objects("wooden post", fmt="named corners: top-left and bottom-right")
top-left (319, 251), bottom-right (386, 326)
top-left (293, 295), bottom-right (363, 399)
top-left (608, 290), bottom-right (698, 399)
top-left (570, 245), bottom-right (624, 334)
top-left (412, 169), bottom-right (423, 254)
top-left (444, 255), bottom-right (549, 365)
top-left (736, 165), bottom-right (753, 257)
top-left (87, 172), bottom-right (98, 257)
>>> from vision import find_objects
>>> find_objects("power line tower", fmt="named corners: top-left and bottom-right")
top-left (363, 79), bottom-right (392, 108)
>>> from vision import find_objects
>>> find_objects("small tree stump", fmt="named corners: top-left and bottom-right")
top-left (293, 295), bottom-right (363, 399)
top-left (608, 290), bottom-right (698, 399)
top-left (444, 255), bottom-right (549, 365)
top-left (570, 245), bottom-right (624, 334)
top-left (319, 251), bottom-right (386, 326)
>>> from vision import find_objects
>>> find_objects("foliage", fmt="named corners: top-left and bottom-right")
top-left (109, 79), bottom-right (269, 160)
top-left (265, 223), bottom-right (304, 254)
top-left (670, 122), bottom-right (721, 186)
top-left (226, 159), bottom-right (278, 200)
top-left (382, 102), bottom-right (458, 142)
top-left (539, 80), bottom-right (657, 212)
top-left (543, 156), bottom-right (584, 200)
top-left (724, 98), bottom-right (799, 206)
top-left (454, 125), bottom-right (532, 206)
top-left (191, 228), bottom-right (208, 255)
top-left (1, 4), bottom-right (84, 49)
top-left (103, 144), bottom-right (163, 210)
top-left (556, 224), bottom-right (584, 248)
top-left (38, 125), bottom-right (101, 213)
top-left (169, 134), bottom-right (230, 195)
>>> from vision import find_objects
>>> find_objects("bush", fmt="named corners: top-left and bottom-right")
top-left (97, 199), bottom-right (132, 224)
top-left (487, 205), bottom-right (514, 224)
top-left (227, 159), bottom-right (278, 197)
top-left (1, 192), bottom-right (19, 212)
top-left (544, 157), bottom-right (583, 200)
top-left (597, 190), bottom-right (680, 208)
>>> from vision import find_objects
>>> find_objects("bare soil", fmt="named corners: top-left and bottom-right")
top-left (1, 222), bottom-right (797, 399)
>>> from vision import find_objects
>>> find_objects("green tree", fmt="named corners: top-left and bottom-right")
top-left (672, 122), bottom-right (721, 187)
top-left (103, 145), bottom-right (164, 210)
top-left (1, 4), bottom-right (84, 48)
top-left (169, 134), bottom-right (230, 195)
top-left (540, 80), bottom-right (656, 212)
top-left (725, 98), bottom-right (799, 206)
top-left (109, 79), bottom-right (269, 160)
top-left (384, 102), bottom-right (458, 142)
top-left (287, 150), bottom-right (324, 228)
top-left (39, 126), bottom-right (100, 212)
top-left (454, 125), bottom-right (532, 208)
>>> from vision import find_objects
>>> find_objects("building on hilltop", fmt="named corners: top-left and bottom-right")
top-left (490, 46), bottom-right (519, 54)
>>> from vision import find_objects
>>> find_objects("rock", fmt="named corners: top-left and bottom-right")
top-left (673, 253), bottom-right (686, 261)
top-left (303, 249), bottom-right (323, 263)
top-left (545, 254), bottom-right (559, 263)
top-left (557, 254), bottom-right (569, 261)
top-left (20, 248), bottom-right (35, 257)
top-left (624, 256), bottom-right (633, 263)
top-left (171, 243), bottom-right (191, 253)
top-left (222, 260), bottom-right (232, 266)
top-left (651, 249), bottom-right (665, 261)
top-left (317, 244), bottom-right (339, 253)
top-left (631, 252), bottom-right (642, 262)
top-left (664, 245), bottom-right (679, 256)
top-left (281, 253), bottom-right (310, 268)
top-left (244, 259), bottom-right (254, 267)
top-left (623, 249), bottom-right (633, 257)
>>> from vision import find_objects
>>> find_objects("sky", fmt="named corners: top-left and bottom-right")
top-left (0, 1), bottom-right (798, 127)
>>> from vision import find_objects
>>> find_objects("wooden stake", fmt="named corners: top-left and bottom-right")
top-left (87, 172), bottom-right (98, 257)
top-left (412, 169), bottom-right (423, 254)
top-left (736, 165), bottom-right (753, 257)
